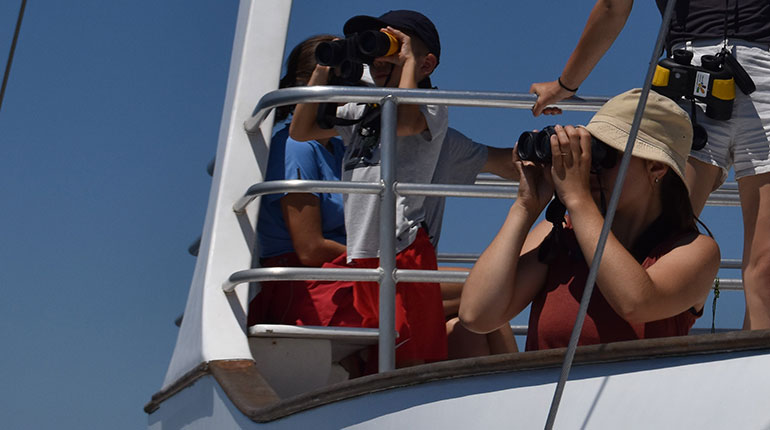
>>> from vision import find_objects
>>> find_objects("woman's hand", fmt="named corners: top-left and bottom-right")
top-left (513, 143), bottom-right (554, 218)
top-left (549, 125), bottom-right (593, 210)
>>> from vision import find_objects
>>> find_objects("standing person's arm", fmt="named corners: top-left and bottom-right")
top-left (530, 0), bottom-right (634, 116)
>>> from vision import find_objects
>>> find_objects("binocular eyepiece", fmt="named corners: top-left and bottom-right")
top-left (315, 30), bottom-right (399, 83)
top-left (517, 126), bottom-right (617, 172)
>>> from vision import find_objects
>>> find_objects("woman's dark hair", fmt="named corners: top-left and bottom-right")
top-left (274, 34), bottom-right (337, 123)
top-left (660, 170), bottom-right (700, 234)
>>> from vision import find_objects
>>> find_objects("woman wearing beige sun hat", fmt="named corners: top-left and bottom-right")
top-left (458, 89), bottom-right (721, 351)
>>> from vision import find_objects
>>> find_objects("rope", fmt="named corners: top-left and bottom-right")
top-left (0, 0), bottom-right (28, 113)
top-left (543, 0), bottom-right (679, 428)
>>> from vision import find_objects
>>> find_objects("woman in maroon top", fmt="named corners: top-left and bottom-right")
top-left (459, 89), bottom-right (720, 350)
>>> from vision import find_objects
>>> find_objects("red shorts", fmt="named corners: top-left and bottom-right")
top-left (247, 252), bottom-right (361, 327)
top-left (350, 229), bottom-right (447, 364)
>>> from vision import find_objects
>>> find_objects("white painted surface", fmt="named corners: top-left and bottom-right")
top-left (149, 350), bottom-right (770, 429)
top-left (148, 375), bottom-right (258, 430)
top-left (248, 337), bottom-right (337, 398)
top-left (161, 0), bottom-right (292, 390)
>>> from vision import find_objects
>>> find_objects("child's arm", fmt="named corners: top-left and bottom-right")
top-left (482, 147), bottom-right (519, 181)
top-left (289, 64), bottom-right (340, 142)
top-left (381, 26), bottom-right (434, 138)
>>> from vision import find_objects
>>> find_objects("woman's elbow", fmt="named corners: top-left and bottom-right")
top-left (617, 306), bottom-right (648, 324)
top-left (288, 123), bottom-right (309, 142)
top-left (294, 243), bottom-right (324, 267)
top-left (458, 306), bottom-right (496, 334)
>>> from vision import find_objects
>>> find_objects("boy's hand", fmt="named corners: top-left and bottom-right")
top-left (378, 26), bottom-right (415, 67)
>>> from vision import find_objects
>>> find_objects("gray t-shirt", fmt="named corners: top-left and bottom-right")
top-left (424, 128), bottom-right (488, 248)
top-left (336, 102), bottom-right (449, 260)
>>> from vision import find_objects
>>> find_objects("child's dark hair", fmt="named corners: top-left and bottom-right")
top-left (275, 34), bottom-right (336, 123)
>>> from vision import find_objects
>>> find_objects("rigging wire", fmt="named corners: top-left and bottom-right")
top-left (0, 0), bottom-right (28, 113)
top-left (543, 0), bottom-right (679, 428)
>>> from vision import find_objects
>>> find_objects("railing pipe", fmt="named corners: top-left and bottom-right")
top-left (233, 180), bottom-right (382, 214)
top-left (378, 96), bottom-right (398, 372)
top-left (223, 267), bottom-right (381, 293)
top-left (223, 267), bottom-right (742, 293)
top-left (244, 87), bottom-right (609, 133)
top-left (233, 176), bottom-right (738, 215)
top-left (397, 182), bottom-right (518, 199)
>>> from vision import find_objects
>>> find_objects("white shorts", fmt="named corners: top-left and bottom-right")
top-left (671, 39), bottom-right (770, 184)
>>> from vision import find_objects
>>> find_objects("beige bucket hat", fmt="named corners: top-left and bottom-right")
top-left (584, 88), bottom-right (692, 191)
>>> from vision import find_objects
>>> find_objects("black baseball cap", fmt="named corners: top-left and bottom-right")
top-left (343, 10), bottom-right (441, 62)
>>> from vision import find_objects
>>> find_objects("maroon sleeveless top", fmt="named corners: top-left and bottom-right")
top-left (526, 224), bottom-right (701, 351)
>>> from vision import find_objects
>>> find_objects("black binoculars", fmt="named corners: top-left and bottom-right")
top-left (315, 30), bottom-right (399, 83)
top-left (652, 49), bottom-right (736, 121)
top-left (517, 126), bottom-right (617, 172)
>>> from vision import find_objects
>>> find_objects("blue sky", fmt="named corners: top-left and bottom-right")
top-left (0, 1), bottom-right (744, 428)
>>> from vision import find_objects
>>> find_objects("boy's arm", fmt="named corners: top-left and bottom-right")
top-left (530, 0), bottom-right (633, 116)
top-left (383, 26), bottom-right (432, 137)
top-left (482, 147), bottom-right (519, 181)
top-left (289, 64), bottom-right (340, 142)
top-left (395, 54), bottom-right (427, 137)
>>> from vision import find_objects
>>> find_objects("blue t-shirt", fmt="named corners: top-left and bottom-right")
top-left (257, 126), bottom-right (346, 258)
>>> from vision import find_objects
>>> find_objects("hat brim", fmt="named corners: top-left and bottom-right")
top-left (584, 119), bottom-right (690, 193)
top-left (343, 15), bottom-right (387, 36)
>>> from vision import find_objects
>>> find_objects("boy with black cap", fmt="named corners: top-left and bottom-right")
top-left (290, 10), bottom-right (448, 367)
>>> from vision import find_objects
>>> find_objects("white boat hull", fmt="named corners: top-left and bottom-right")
top-left (148, 335), bottom-right (770, 429)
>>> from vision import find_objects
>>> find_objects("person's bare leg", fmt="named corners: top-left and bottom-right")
top-left (438, 267), bottom-right (471, 318)
top-left (486, 323), bottom-right (519, 354)
top-left (446, 317), bottom-right (490, 358)
top-left (447, 318), bottom-right (519, 358)
top-left (738, 172), bottom-right (770, 329)
top-left (685, 158), bottom-right (723, 216)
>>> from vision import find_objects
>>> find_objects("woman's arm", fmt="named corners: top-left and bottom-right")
top-left (569, 199), bottom-right (719, 322)
top-left (459, 148), bottom-right (556, 334)
top-left (280, 193), bottom-right (346, 267)
top-left (551, 125), bottom-right (719, 322)
top-left (530, 0), bottom-right (634, 116)
top-left (289, 65), bottom-right (341, 142)
top-left (459, 203), bottom-right (552, 333)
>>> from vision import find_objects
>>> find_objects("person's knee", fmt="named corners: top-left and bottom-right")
top-left (744, 246), bottom-right (770, 281)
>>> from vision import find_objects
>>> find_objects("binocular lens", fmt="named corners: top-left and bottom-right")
top-left (516, 126), bottom-right (617, 171)
top-left (339, 59), bottom-right (364, 82)
top-left (516, 128), bottom-right (554, 164)
top-left (358, 30), bottom-right (399, 58)
top-left (315, 41), bottom-right (346, 67)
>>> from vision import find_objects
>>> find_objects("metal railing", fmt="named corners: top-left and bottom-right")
top-left (231, 85), bottom-right (742, 373)
top-left (244, 86), bottom-right (609, 134)
top-left (225, 182), bottom-right (744, 293)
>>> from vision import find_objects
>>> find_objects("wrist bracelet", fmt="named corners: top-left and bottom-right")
top-left (558, 76), bottom-right (579, 93)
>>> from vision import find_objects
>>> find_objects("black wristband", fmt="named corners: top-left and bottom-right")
top-left (558, 76), bottom-right (578, 93)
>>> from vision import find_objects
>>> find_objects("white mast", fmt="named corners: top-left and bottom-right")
top-left (161, 0), bottom-right (292, 389)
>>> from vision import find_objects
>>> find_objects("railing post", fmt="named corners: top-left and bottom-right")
top-left (378, 95), bottom-right (397, 372)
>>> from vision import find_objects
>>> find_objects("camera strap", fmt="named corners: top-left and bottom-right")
top-left (537, 194), bottom-right (566, 263)
top-left (716, 0), bottom-right (756, 94)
